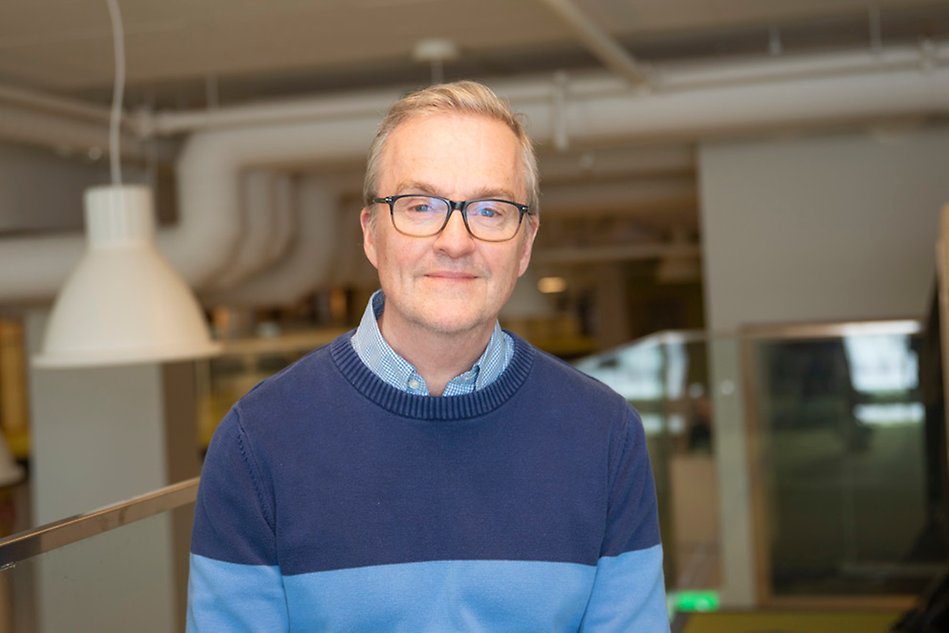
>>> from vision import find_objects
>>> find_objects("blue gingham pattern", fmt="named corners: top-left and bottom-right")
top-left (351, 290), bottom-right (513, 396)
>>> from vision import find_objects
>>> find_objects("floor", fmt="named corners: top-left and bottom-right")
top-left (672, 609), bottom-right (903, 633)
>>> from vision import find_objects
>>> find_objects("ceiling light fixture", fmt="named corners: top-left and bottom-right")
top-left (412, 38), bottom-right (458, 84)
top-left (538, 276), bottom-right (568, 294)
top-left (33, 0), bottom-right (219, 368)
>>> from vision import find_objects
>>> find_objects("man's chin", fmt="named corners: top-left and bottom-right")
top-left (412, 311), bottom-right (492, 339)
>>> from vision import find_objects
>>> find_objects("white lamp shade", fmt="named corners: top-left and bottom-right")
top-left (34, 185), bottom-right (220, 368)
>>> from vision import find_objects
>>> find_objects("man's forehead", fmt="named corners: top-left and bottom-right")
top-left (402, 108), bottom-right (517, 136)
top-left (379, 113), bottom-right (522, 183)
top-left (384, 114), bottom-right (516, 159)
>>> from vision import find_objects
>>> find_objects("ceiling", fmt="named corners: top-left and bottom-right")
top-left (2, 0), bottom-right (948, 288)
top-left (2, 0), bottom-right (947, 108)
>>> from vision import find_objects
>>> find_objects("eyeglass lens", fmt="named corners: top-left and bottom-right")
top-left (392, 196), bottom-right (521, 241)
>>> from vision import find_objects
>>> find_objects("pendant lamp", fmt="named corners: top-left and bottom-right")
top-left (34, 185), bottom-right (220, 367)
top-left (33, 0), bottom-right (219, 368)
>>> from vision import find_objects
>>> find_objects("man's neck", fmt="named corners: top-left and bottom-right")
top-left (378, 315), bottom-right (493, 397)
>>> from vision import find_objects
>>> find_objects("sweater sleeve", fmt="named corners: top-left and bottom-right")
top-left (187, 408), bottom-right (289, 632)
top-left (580, 405), bottom-right (669, 632)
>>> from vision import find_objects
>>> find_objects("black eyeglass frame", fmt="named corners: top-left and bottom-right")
top-left (371, 194), bottom-right (532, 243)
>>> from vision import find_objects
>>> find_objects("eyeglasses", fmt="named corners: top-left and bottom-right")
top-left (371, 194), bottom-right (531, 242)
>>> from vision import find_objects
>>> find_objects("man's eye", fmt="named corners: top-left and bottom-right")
top-left (401, 197), bottom-right (438, 214)
top-left (471, 203), bottom-right (508, 220)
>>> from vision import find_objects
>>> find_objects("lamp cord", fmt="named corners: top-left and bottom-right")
top-left (105, 0), bottom-right (125, 186)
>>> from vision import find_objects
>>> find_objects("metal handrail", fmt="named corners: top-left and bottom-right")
top-left (0, 477), bottom-right (199, 568)
top-left (740, 318), bottom-right (922, 340)
top-left (583, 320), bottom-right (925, 360)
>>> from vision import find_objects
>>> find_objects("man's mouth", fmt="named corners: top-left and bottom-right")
top-left (425, 271), bottom-right (478, 280)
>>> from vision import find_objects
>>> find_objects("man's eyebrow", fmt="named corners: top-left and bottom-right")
top-left (469, 186), bottom-right (519, 201)
top-left (393, 181), bottom-right (438, 195)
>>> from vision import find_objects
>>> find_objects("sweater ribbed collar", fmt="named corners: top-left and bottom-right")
top-left (330, 331), bottom-right (534, 421)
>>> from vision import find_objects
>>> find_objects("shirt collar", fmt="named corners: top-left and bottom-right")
top-left (350, 290), bottom-right (512, 396)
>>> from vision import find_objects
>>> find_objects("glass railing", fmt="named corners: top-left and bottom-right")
top-left (574, 331), bottom-right (720, 597)
top-left (0, 318), bottom-right (942, 627)
top-left (741, 320), bottom-right (943, 604)
top-left (0, 479), bottom-right (197, 632)
top-left (574, 319), bottom-right (945, 608)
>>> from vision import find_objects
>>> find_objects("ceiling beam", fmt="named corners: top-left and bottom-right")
top-left (535, 0), bottom-right (650, 86)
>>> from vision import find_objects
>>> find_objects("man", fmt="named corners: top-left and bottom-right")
top-left (187, 81), bottom-right (668, 631)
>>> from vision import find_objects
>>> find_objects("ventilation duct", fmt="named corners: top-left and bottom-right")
top-left (0, 47), bottom-right (946, 304)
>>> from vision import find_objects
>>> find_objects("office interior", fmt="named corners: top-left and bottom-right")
top-left (1, 1), bottom-right (949, 631)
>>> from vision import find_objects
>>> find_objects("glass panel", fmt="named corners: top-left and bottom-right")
top-left (1, 319), bottom-right (938, 630)
top-left (575, 331), bottom-right (720, 592)
top-left (746, 326), bottom-right (943, 597)
top-left (577, 322), bottom-right (943, 605)
top-left (0, 503), bottom-right (194, 633)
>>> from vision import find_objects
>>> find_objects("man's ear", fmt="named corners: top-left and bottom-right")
top-left (517, 216), bottom-right (539, 277)
top-left (360, 207), bottom-right (379, 269)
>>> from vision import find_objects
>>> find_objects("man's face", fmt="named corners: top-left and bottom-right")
top-left (361, 112), bottom-right (537, 342)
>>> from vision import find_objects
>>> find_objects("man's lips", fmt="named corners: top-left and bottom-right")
top-left (424, 271), bottom-right (479, 280)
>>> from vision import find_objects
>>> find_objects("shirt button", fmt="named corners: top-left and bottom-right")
top-left (408, 378), bottom-right (421, 390)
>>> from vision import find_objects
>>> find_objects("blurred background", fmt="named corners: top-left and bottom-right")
top-left (1, 1), bottom-right (949, 631)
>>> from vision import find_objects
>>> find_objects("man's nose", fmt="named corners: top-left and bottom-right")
top-left (434, 208), bottom-right (476, 256)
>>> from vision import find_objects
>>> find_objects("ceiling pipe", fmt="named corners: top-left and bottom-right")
top-left (0, 136), bottom-right (250, 303)
top-left (0, 236), bottom-right (85, 303)
top-left (264, 173), bottom-right (296, 266)
top-left (0, 44), bottom-right (944, 144)
top-left (206, 175), bottom-right (340, 307)
top-left (205, 170), bottom-right (297, 294)
top-left (143, 90), bottom-right (398, 136)
top-left (539, 145), bottom-right (695, 181)
top-left (0, 102), bottom-right (146, 161)
top-left (535, 0), bottom-right (650, 86)
top-left (161, 115), bottom-right (380, 293)
top-left (9, 61), bottom-right (949, 300)
top-left (0, 114), bottom-right (377, 303)
top-left (0, 83), bottom-right (113, 125)
top-left (205, 170), bottom-right (289, 291)
top-left (655, 45), bottom-right (947, 90)
top-left (1, 45), bottom-right (948, 303)
top-left (539, 64), bottom-right (949, 146)
top-left (138, 43), bottom-right (946, 136)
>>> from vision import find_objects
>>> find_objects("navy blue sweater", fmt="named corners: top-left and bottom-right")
top-left (188, 332), bottom-right (667, 632)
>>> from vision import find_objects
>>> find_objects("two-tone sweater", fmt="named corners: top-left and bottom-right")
top-left (187, 332), bottom-right (668, 632)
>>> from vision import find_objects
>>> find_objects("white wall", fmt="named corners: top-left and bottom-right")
top-left (700, 125), bottom-right (949, 332)
top-left (0, 142), bottom-right (110, 234)
top-left (698, 124), bottom-right (949, 606)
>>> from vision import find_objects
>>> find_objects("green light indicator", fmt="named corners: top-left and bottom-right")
top-left (673, 590), bottom-right (720, 612)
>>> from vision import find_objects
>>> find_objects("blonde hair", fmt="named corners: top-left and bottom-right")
top-left (363, 81), bottom-right (539, 219)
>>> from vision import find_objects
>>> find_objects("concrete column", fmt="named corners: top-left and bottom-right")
top-left (25, 310), bottom-right (199, 633)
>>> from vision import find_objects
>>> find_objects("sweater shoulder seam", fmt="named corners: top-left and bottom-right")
top-left (232, 406), bottom-right (276, 533)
